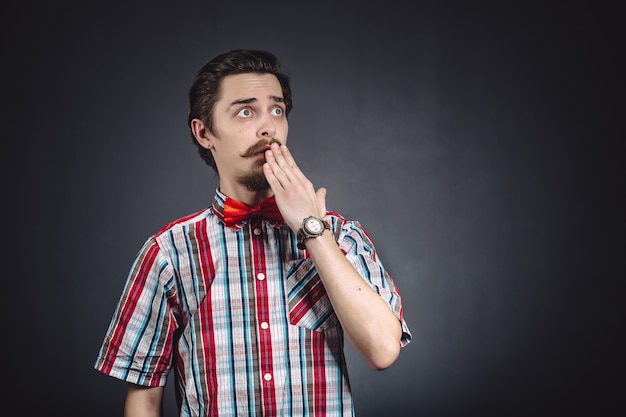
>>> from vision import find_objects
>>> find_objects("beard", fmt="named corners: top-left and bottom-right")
top-left (235, 138), bottom-right (282, 192)
top-left (236, 163), bottom-right (270, 192)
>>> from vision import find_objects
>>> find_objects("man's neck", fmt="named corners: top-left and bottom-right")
top-left (218, 185), bottom-right (273, 207)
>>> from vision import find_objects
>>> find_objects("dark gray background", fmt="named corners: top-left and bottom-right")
top-left (3, 1), bottom-right (623, 416)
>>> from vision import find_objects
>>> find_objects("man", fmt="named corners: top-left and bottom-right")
top-left (95, 49), bottom-right (411, 416)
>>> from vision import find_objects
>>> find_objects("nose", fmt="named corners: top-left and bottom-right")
top-left (258, 115), bottom-right (276, 139)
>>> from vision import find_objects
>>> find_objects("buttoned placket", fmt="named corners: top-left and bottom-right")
top-left (249, 219), bottom-right (276, 414)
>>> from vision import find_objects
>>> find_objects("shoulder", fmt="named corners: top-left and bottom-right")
top-left (325, 211), bottom-right (372, 243)
top-left (325, 211), bottom-right (374, 250)
top-left (325, 210), bottom-right (364, 232)
top-left (154, 207), bottom-right (214, 238)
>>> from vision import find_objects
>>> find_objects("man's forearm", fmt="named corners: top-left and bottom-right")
top-left (305, 232), bottom-right (402, 370)
top-left (125, 384), bottom-right (164, 417)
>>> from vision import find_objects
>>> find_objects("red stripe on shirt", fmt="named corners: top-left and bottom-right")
top-left (101, 243), bottom-right (160, 375)
top-left (313, 331), bottom-right (327, 415)
top-left (195, 218), bottom-right (218, 414)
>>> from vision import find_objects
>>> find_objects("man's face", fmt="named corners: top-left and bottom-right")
top-left (209, 73), bottom-right (288, 195)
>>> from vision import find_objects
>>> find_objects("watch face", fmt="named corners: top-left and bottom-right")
top-left (305, 217), bottom-right (323, 234)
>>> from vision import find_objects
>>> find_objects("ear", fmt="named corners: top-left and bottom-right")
top-left (190, 118), bottom-right (214, 149)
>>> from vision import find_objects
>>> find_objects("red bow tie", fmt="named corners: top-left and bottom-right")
top-left (222, 196), bottom-right (284, 227)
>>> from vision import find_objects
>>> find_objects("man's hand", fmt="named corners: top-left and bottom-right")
top-left (263, 142), bottom-right (327, 232)
top-left (264, 144), bottom-right (402, 370)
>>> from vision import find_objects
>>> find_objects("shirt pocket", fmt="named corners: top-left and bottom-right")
top-left (283, 259), bottom-right (338, 332)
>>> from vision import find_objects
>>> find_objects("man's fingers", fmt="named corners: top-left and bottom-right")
top-left (265, 149), bottom-right (291, 186)
top-left (271, 143), bottom-right (302, 175)
top-left (263, 161), bottom-right (286, 191)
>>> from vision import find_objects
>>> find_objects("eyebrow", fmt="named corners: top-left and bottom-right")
top-left (228, 95), bottom-right (284, 108)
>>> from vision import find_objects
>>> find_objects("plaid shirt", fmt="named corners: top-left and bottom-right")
top-left (95, 190), bottom-right (411, 416)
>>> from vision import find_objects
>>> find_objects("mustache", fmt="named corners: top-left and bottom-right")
top-left (240, 139), bottom-right (283, 158)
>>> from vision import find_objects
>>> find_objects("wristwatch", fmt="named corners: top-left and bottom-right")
top-left (297, 216), bottom-right (330, 249)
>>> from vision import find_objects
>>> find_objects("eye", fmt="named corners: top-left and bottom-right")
top-left (237, 108), bottom-right (253, 118)
top-left (271, 107), bottom-right (284, 116)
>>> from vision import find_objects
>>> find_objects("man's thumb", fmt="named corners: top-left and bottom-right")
top-left (316, 187), bottom-right (327, 214)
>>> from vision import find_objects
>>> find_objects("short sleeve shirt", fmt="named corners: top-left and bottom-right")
top-left (95, 190), bottom-right (411, 416)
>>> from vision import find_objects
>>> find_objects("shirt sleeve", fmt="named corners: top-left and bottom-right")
top-left (94, 237), bottom-right (178, 386)
top-left (333, 216), bottom-right (412, 347)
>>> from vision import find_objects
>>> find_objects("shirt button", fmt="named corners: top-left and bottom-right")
top-left (253, 228), bottom-right (261, 236)
top-left (260, 322), bottom-right (269, 329)
top-left (264, 373), bottom-right (272, 381)
top-left (257, 273), bottom-right (265, 281)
